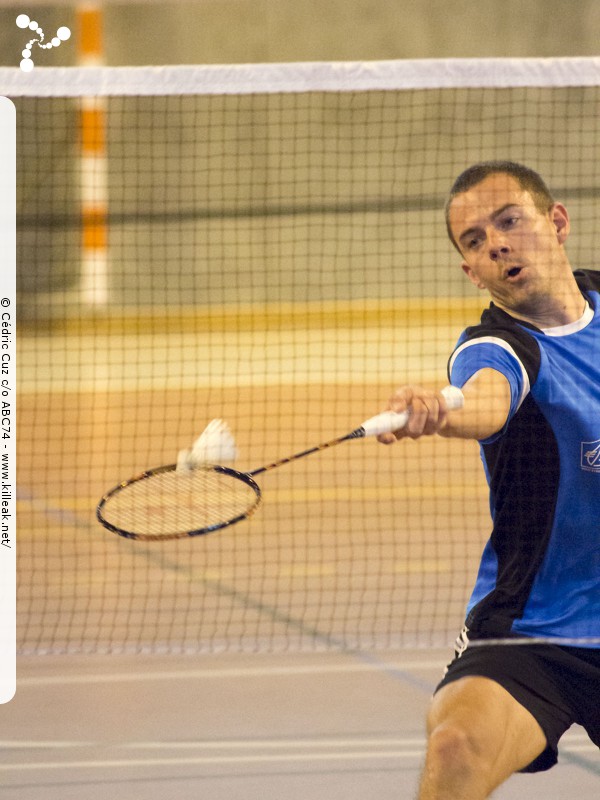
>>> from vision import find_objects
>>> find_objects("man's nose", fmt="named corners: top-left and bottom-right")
top-left (489, 245), bottom-right (510, 261)
top-left (488, 230), bottom-right (510, 261)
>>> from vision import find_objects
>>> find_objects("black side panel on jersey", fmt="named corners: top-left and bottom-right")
top-left (574, 268), bottom-right (600, 295)
top-left (466, 394), bottom-right (560, 637)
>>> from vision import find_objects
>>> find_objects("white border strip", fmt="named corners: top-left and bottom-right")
top-left (0, 97), bottom-right (16, 705)
top-left (2, 58), bottom-right (600, 96)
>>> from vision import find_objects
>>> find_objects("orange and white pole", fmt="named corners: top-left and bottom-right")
top-left (77, 3), bottom-right (108, 305)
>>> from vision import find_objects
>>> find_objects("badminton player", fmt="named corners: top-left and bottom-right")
top-left (378, 161), bottom-right (600, 799)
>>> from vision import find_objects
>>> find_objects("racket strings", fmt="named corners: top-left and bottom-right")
top-left (100, 468), bottom-right (260, 539)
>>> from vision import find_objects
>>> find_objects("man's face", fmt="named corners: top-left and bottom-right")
top-left (447, 173), bottom-right (570, 316)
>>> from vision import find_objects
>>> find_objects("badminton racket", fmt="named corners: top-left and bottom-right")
top-left (96, 385), bottom-right (464, 542)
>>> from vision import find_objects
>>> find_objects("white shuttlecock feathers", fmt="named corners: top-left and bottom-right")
top-left (176, 419), bottom-right (238, 470)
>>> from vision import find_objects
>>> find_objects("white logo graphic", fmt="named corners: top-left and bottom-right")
top-left (16, 13), bottom-right (71, 72)
top-left (581, 439), bottom-right (600, 472)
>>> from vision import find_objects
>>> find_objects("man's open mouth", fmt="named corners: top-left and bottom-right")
top-left (506, 267), bottom-right (523, 278)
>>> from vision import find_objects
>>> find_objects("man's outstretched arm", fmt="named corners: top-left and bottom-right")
top-left (377, 368), bottom-right (512, 444)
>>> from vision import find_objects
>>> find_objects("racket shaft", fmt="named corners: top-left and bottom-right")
top-left (249, 432), bottom-right (360, 477)
top-left (251, 386), bottom-right (464, 475)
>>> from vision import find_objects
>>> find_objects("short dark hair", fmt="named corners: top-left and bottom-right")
top-left (445, 160), bottom-right (555, 253)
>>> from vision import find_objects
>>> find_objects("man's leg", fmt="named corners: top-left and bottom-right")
top-left (418, 676), bottom-right (548, 800)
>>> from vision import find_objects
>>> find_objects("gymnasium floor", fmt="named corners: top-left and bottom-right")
top-left (4, 651), bottom-right (599, 799)
top-left (9, 312), bottom-right (600, 799)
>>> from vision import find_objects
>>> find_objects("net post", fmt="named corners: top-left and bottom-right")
top-left (77, 3), bottom-right (108, 306)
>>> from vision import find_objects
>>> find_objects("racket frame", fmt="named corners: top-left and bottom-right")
top-left (96, 463), bottom-right (262, 541)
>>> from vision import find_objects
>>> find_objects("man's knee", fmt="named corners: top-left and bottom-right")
top-left (425, 721), bottom-right (486, 779)
top-left (421, 676), bottom-right (548, 791)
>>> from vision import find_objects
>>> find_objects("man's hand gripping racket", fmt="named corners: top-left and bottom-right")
top-left (96, 386), bottom-right (464, 542)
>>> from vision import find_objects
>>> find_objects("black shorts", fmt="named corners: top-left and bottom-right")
top-left (435, 640), bottom-right (600, 773)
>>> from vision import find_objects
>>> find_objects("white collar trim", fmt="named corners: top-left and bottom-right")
top-left (541, 301), bottom-right (594, 336)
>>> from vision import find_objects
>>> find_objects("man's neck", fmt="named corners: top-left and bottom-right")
top-left (494, 270), bottom-right (587, 329)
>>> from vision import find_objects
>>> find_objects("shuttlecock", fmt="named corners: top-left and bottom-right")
top-left (176, 419), bottom-right (238, 470)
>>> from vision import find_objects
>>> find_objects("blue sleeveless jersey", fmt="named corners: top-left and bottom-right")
top-left (448, 270), bottom-right (600, 645)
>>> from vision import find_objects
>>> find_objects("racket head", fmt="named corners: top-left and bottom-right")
top-left (96, 464), bottom-right (262, 542)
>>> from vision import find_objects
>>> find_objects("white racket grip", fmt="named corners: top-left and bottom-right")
top-left (360, 385), bottom-right (465, 437)
top-left (360, 410), bottom-right (409, 437)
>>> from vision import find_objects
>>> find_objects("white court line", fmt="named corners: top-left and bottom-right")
top-left (0, 741), bottom-right (97, 748)
top-left (0, 750), bottom-right (426, 771)
top-left (2, 733), bottom-right (593, 752)
top-left (0, 736), bottom-right (425, 751)
top-left (121, 737), bottom-right (426, 750)
top-left (565, 744), bottom-right (600, 753)
top-left (18, 659), bottom-right (444, 686)
top-left (0, 734), bottom-right (597, 772)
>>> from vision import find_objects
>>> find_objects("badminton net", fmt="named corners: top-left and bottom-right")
top-left (9, 58), bottom-right (600, 654)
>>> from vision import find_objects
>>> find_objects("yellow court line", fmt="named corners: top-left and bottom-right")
top-left (37, 557), bottom-right (454, 588)
top-left (18, 297), bottom-right (487, 336)
top-left (21, 484), bottom-right (486, 514)
top-left (261, 485), bottom-right (487, 503)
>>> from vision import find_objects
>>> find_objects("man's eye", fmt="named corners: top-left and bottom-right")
top-left (502, 216), bottom-right (519, 228)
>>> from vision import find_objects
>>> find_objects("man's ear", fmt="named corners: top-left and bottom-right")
top-left (551, 203), bottom-right (570, 244)
top-left (461, 261), bottom-right (486, 290)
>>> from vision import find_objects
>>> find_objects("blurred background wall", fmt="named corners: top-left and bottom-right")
top-left (3, 1), bottom-right (600, 311)
top-left (1, 0), bottom-right (600, 66)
